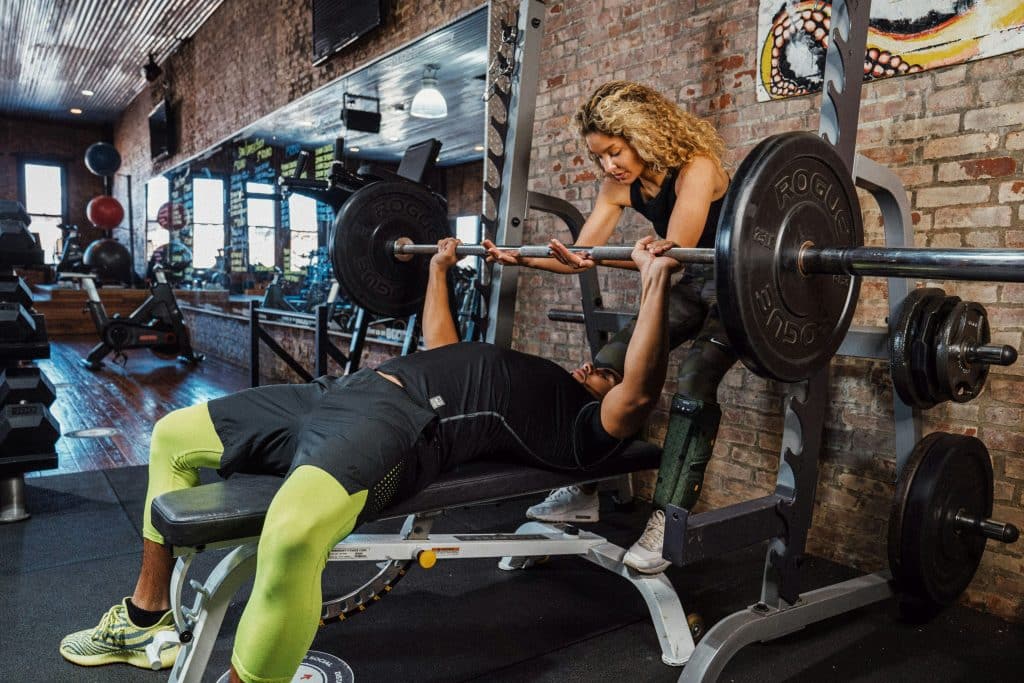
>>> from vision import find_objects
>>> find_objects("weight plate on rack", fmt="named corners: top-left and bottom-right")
top-left (888, 432), bottom-right (992, 607)
top-left (889, 287), bottom-right (945, 409)
top-left (910, 293), bottom-right (959, 408)
top-left (935, 300), bottom-right (991, 403)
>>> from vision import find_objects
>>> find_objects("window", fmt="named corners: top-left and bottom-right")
top-left (247, 182), bottom-right (277, 270)
top-left (287, 194), bottom-right (319, 273)
top-left (455, 215), bottom-right (481, 268)
top-left (192, 177), bottom-right (225, 269)
top-left (145, 175), bottom-right (170, 260)
top-left (21, 161), bottom-right (65, 263)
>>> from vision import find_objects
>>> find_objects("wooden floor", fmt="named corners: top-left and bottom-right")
top-left (27, 336), bottom-right (249, 477)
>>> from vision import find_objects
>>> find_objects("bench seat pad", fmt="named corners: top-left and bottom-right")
top-left (151, 440), bottom-right (661, 548)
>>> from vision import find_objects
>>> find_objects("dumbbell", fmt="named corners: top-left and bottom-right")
top-left (0, 367), bottom-right (56, 407)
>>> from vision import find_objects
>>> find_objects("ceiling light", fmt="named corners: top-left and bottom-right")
top-left (410, 64), bottom-right (447, 119)
top-left (81, 89), bottom-right (95, 97)
top-left (70, 108), bottom-right (83, 115)
top-left (474, 145), bottom-right (484, 151)
top-left (349, 146), bottom-right (360, 152)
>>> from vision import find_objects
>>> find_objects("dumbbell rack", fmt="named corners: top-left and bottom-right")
top-left (0, 200), bottom-right (61, 523)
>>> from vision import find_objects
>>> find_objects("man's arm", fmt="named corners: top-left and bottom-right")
top-left (421, 238), bottom-right (461, 350)
top-left (598, 238), bottom-right (679, 438)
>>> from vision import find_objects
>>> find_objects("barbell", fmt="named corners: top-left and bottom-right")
top-left (329, 131), bottom-right (1024, 383)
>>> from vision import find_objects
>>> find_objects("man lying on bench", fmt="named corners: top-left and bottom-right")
top-left (60, 236), bottom-right (681, 683)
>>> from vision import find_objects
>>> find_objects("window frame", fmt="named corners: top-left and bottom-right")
top-left (18, 157), bottom-right (68, 264)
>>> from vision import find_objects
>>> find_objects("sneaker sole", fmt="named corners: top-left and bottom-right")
top-left (525, 512), bottom-right (599, 523)
top-left (622, 555), bottom-right (671, 574)
top-left (60, 644), bottom-right (179, 669)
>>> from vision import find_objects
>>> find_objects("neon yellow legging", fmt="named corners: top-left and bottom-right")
top-left (142, 403), bottom-right (368, 683)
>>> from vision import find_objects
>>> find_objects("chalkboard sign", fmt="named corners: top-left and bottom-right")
top-left (229, 137), bottom-right (279, 271)
top-left (167, 167), bottom-right (194, 277)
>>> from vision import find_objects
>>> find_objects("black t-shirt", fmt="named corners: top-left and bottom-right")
top-left (377, 343), bottom-right (628, 477)
top-left (629, 168), bottom-right (723, 248)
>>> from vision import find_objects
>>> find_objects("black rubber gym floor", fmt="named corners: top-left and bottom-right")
top-left (3, 467), bottom-right (1023, 682)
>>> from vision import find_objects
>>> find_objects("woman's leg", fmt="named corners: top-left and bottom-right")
top-left (231, 465), bottom-right (368, 683)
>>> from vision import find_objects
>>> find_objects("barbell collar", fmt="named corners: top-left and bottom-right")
top-left (953, 511), bottom-right (1020, 544)
top-left (388, 241), bottom-right (716, 264)
top-left (802, 246), bottom-right (1024, 283)
top-left (964, 344), bottom-right (1018, 366)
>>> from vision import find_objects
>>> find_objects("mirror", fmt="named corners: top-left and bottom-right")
top-left (145, 5), bottom-right (488, 305)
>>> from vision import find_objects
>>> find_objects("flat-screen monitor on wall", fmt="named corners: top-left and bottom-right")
top-left (312, 0), bottom-right (383, 64)
top-left (149, 99), bottom-right (174, 161)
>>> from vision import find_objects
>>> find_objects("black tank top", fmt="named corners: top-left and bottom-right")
top-left (377, 343), bottom-right (624, 475)
top-left (629, 168), bottom-right (724, 248)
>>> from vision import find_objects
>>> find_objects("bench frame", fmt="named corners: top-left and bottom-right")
top-left (149, 490), bottom-right (696, 682)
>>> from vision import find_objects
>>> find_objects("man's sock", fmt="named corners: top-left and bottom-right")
top-left (126, 598), bottom-right (170, 627)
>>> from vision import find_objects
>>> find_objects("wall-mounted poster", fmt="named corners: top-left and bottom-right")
top-left (757, 1), bottom-right (1024, 101)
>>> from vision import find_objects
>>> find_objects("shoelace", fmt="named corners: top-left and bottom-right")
top-left (637, 510), bottom-right (665, 551)
top-left (545, 486), bottom-right (580, 502)
top-left (94, 605), bottom-right (127, 646)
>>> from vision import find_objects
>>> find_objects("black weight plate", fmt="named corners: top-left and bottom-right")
top-left (935, 300), bottom-right (991, 403)
top-left (888, 432), bottom-right (992, 607)
top-left (910, 293), bottom-right (959, 408)
top-left (889, 288), bottom-right (945, 409)
top-left (329, 182), bottom-right (450, 318)
top-left (716, 132), bottom-right (863, 383)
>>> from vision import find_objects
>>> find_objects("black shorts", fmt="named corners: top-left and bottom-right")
top-left (207, 369), bottom-right (438, 506)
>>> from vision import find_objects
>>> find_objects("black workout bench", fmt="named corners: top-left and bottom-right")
top-left (148, 440), bottom-right (697, 682)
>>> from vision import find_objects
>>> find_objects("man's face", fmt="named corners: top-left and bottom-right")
top-left (585, 132), bottom-right (645, 184)
top-left (571, 362), bottom-right (622, 399)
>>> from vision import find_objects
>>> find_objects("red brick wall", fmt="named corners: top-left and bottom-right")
top-left (0, 116), bottom-right (110, 248)
top-left (513, 1), bottom-right (1024, 620)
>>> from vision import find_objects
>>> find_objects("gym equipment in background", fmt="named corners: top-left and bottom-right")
top-left (85, 195), bottom-right (125, 229)
top-left (82, 237), bottom-right (133, 285)
top-left (54, 223), bottom-right (85, 275)
top-left (64, 265), bottom-right (204, 371)
top-left (84, 141), bottom-right (122, 177)
top-left (0, 199), bottom-right (60, 523)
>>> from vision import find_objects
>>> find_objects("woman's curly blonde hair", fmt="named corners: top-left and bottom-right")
top-left (574, 81), bottom-right (725, 174)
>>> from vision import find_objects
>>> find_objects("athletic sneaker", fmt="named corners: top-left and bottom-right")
top-left (59, 598), bottom-right (178, 669)
top-left (525, 485), bottom-right (599, 523)
top-left (623, 509), bottom-right (671, 574)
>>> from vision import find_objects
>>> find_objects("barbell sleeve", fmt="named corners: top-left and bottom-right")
top-left (964, 344), bottom-right (1018, 366)
top-left (953, 511), bottom-right (1020, 543)
top-left (801, 246), bottom-right (1024, 283)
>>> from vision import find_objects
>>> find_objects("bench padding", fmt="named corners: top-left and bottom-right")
top-left (151, 441), bottom-right (661, 548)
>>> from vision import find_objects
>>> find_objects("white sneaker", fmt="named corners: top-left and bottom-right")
top-left (525, 486), bottom-right (599, 523)
top-left (623, 510), bottom-right (671, 574)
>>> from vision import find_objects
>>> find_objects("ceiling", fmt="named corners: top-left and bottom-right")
top-left (0, 0), bottom-right (226, 124)
top-left (228, 7), bottom-right (489, 167)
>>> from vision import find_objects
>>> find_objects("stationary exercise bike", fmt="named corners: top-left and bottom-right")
top-left (54, 223), bottom-right (85, 276)
top-left (63, 266), bottom-right (204, 370)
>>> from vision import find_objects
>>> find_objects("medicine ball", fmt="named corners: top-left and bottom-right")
top-left (83, 238), bottom-right (132, 284)
top-left (87, 195), bottom-right (125, 229)
top-left (84, 142), bottom-right (122, 176)
top-left (156, 202), bottom-right (189, 231)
